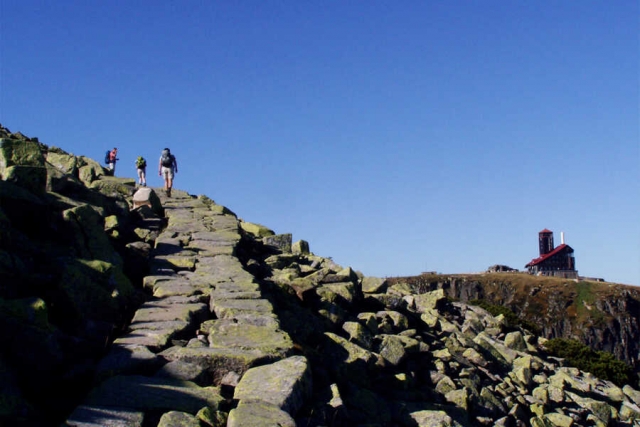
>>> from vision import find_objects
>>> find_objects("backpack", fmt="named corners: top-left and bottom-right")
top-left (104, 150), bottom-right (111, 165)
top-left (161, 149), bottom-right (173, 167)
top-left (136, 156), bottom-right (146, 168)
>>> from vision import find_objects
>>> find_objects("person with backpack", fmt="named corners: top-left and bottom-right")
top-left (158, 148), bottom-right (178, 197)
top-left (135, 156), bottom-right (147, 187)
top-left (106, 147), bottom-right (119, 175)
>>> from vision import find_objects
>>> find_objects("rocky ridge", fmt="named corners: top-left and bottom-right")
top-left (0, 125), bottom-right (639, 426)
top-left (385, 274), bottom-right (640, 373)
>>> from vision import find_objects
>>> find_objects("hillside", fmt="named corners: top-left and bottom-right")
top-left (1, 124), bottom-right (639, 427)
top-left (387, 273), bottom-right (640, 372)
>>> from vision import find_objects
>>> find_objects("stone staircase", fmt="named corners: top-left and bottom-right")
top-left (65, 189), bottom-right (310, 426)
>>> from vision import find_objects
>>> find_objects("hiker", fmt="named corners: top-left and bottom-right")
top-left (107, 148), bottom-right (119, 175)
top-left (135, 156), bottom-right (147, 187)
top-left (158, 148), bottom-right (178, 197)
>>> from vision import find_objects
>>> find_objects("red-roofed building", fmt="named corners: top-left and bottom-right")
top-left (525, 229), bottom-right (577, 278)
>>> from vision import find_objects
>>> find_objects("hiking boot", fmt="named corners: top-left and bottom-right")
top-left (167, 189), bottom-right (171, 197)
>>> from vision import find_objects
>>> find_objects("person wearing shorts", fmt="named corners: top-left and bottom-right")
top-left (135, 156), bottom-right (147, 186)
top-left (158, 148), bottom-right (178, 197)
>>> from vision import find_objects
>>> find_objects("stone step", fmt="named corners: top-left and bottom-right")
top-left (82, 375), bottom-right (224, 414)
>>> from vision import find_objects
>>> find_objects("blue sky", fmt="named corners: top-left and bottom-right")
top-left (1, 2), bottom-right (638, 286)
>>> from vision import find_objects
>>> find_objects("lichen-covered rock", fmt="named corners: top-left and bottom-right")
top-left (45, 150), bottom-right (78, 174)
top-left (377, 335), bottom-right (408, 366)
top-left (291, 239), bottom-right (310, 254)
top-left (473, 331), bottom-right (520, 366)
top-left (155, 360), bottom-right (210, 385)
top-left (210, 298), bottom-right (275, 320)
top-left (323, 332), bottom-right (376, 386)
top-left (152, 255), bottom-right (197, 271)
top-left (196, 406), bottom-right (228, 427)
top-left (88, 176), bottom-right (136, 198)
top-left (540, 412), bottom-right (575, 426)
top-left (406, 408), bottom-right (466, 427)
top-left (157, 411), bottom-right (201, 427)
top-left (376, 310), bottom-right (409, 331)
top-left (77, 156), bottom-right (105, 184)
top-left (239, 220), bottom-right (274, 237)
top-left (84, 375), bottom-right (224, 414)
top-left (227, 401), bottom-right (296, 427)
top-left (362, 276), bottom-right (387, 294)
top-left (504, 331), bottom-right (528, 352)
top-left (322, 266), bottom-right (358, 284)
top-left (159, 345), bottom-right (275, 385)
top-left (234, 355), bottom-right (312, 416)
top-left (510, 355), bottom-right (533, 387)
top-left (207, 319), bottom-right (293, 357)
top-left (62, 204), bottom-right (123, 266)
top-left (262, 233), bottom-right (292, 253)
top-left (618, 400), bottom-right (640, 422)
top-left (0, 137), bottom-right (46, 194)
top-left (317, 282), bottom-right (356, 307)
top-left (64, 405), bottom-right (144, 427)
top-left (445, 387), bottom-right (469, 411)
top-left (388, 281), bottom-right (416, 297)
top-left (357, 312), bottom-right (379, 334)
top-left (94, 344), bottom-right (165, 382)
top-left (317, 299), bottom-right (347, 328)
top-left (0, 137), bottom-right (44, 168)
top-left (342, 321), bottom-right (373, 349)
top-left (58, 258), bottom-right (135, 324)
top-left (411, 289), bottom-right (447, 313)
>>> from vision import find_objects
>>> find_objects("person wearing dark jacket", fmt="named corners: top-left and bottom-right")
top-left (107, 147), bottom-right (118, 175)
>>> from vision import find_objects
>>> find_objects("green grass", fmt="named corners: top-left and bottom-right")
top-left (574, 281), bottom-right (608, 326)
top-left (575, 281), bottom-right (595, 317)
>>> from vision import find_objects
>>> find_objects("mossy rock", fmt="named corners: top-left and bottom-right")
top-left (239, 220), bottom-right (274, 238)
top-left (62, 204), bottom-right (123, 266)
top-left (45, 151), bottom-right (78, 175)
top-left (58, 258), bottom-right (135, 324)
top-left (0, 138), bottom-right (45, 168)
top-left (88, 177), bottom-right (136, 198)
top-left (207, 320), bottom-right (294, 358)
top-left (323, 332), bottom-right (376, 387)
top-left (78, 160), bottom-right (104, 185)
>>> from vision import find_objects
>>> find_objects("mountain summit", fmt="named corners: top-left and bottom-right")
top-left (1, 125), bottom-right (638, 426)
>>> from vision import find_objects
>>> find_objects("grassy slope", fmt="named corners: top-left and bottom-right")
top-left (409, 272), bottom-right (636, 322)
top-left (389, 273), bottom-right (640, 368)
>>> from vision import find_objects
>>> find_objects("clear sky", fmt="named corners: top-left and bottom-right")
top-left (1, 2), bottom-right (638, 286)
